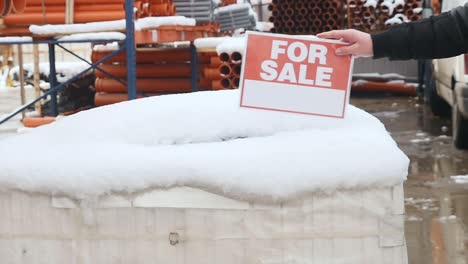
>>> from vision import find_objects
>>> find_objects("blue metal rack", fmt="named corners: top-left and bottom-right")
top-left (0, 0), bottom-right (137, 125)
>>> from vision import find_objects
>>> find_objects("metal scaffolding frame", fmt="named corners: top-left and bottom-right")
top-left (0, 0), bottom-right (137, 126)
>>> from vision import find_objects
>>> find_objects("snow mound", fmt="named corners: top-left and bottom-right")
top-left (0, 90), bottom-right (408, 201)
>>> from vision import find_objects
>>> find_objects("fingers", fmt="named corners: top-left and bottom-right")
top-left (317, 30), bottom-right (355, 43)
top-left (335, 44), bottom-right (358, 56)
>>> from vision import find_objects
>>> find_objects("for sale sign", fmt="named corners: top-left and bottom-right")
top-left (239, 31), bottom-right (354, 118)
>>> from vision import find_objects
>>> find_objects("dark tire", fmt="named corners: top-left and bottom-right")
top-left (452, 99), bottom-right (468, 149)
top-left (423, 60), bottom-right (451, 116)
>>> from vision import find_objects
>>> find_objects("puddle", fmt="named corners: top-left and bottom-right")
top-left (352, 95), bottom-right (468, 264)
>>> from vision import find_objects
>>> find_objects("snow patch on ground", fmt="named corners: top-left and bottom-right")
top-left (451, 175), bottom-right (468, 184)
top-left (0, 90), bottom-right (408, 201)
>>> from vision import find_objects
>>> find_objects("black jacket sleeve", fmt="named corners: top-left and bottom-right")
top-left (371, 3), bottom-right (468, 60)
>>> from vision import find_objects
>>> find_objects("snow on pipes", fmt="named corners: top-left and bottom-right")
top-left (240, 31), bottom-right (354, 118)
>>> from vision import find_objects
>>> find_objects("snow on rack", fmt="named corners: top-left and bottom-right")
top-left (93, 42), bottom-right (120, 52)
top-left (29, 16), bottom-right (196, 36)
top-left (0, 90), bottom-right (408, 201)
top-left (56, 32), bottom-right (126, 41)
top-left (0, 36), bottom-right (33, 43)
top-left (194, 37), bottom-right (232, 49)
top-left (216, 37), bottom-right (246, 55)
top-left (214, 3), bottom-right (252, 14)
top-left (10, 61), bottom-right (91, 83)
top-left (255, 22), bottom-right (274, 32)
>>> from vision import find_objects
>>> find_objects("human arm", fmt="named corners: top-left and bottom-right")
top-left (318, 3), bottom-right (468, 60)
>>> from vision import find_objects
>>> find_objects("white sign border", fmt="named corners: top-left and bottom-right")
top-left (239, 30), bottom-right (355, 119)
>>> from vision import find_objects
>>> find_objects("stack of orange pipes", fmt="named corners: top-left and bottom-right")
top-left (268, 0), bottom-right (344, 35)
top-left (2, 0), bottom-right (134, 27)
top-left (147, 0), bottom-right (176, 16)
top-left (0, 0), bottom-right (26, 16)
top-left (92, 48), bottom-right (222, 106)
top-left (348, 0), bottom-right (423, 32)
top-left (202, 54), bottom-right (223, 90)
top-left (212, 51), bottom-right (242, 90)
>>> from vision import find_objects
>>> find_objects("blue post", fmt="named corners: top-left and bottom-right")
top-left (125, 0), bottom-right (137, 100)
top-left (48, 43), bottom-right (58, 116)
top-left (190, 42), bottom-right (198, 92)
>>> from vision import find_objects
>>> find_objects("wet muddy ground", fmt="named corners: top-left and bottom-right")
top-left (352, 93), bottom-right (468, 264)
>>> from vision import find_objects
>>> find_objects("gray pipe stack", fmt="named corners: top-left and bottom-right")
top-left (172, 0), bottom-right (215, 22)
top-left (215, 3), bottom-right (257, 32)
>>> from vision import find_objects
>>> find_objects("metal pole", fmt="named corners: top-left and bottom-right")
top-left (48, 43), bottom-right (58, 116)
top-left (17, 45), bottom-right (26, 119)
top-left (125, 0), bottom-right (137, 100)
top-left (258, 0), bottom-right (263, 22)
top-left (33, 44), bottom-right (41, 116)
top-left (190, 42), bottom-right (198, 92)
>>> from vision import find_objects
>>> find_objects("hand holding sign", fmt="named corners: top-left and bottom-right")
top-left (240, 32), bottom-right (354, 118)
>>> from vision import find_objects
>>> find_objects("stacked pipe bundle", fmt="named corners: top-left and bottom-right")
top-left (92, 48), bottom-right (221, 106)
top-left (268, 0), bottom-right (345, 35)
top-left (348, 0), bottom-right (423, 32)
top-left (0, 0), bottom-right (26, 16)
top-left (202, 53), bottom-right (224, 90)
top-left (215, 3), bottom-right (256, 32)
top-left (3, 0), bottom-right (129, 26)
top-left (212, 50), bottom-right (242, 90)
top-left (147, 0), bottom-right (176, 17)
top-left (172, 0), bottom-right (214, 22)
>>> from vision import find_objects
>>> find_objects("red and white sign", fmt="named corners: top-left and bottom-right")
top-left (239, 31), bottom-right (354, 118)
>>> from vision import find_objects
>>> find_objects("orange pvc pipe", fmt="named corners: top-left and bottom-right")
top-left (204, 68), bottom-right (222, 80)
top-left (4, 13), bottom-right (66, 25)
top-left (212, 80), bottom-right (224, 90)
top-left (232, 64), bottom-right (241, 77)
top-left (210, 56), bottom-right (222, 66)
top-left (219, 52), bottom-right (230, 62)
top-left (22, 117), bottom-right (56, 128)
top-left (91, 49), bottom-right (191, 63)
top-left (24, 6), bottom-right (66, 12)
top-left (94, 92), bottom-right (160, 106)
top-left (230, 52), bottom-right (242, 64)
top-left (220, 78), bottom-right (232, 89)
top-left (95, 78), bottom-right (210, 93)
top-left (0, 27), bottom-right (31, 36)
top-left (76, 4), bottom-right (124, 11)
top-left (149, 3), bottom-right (168, 15)
top-left (27, 0), bottom-right (124, 4)
top-left (95, 93), bottom-right (134, 106)
top-left (351, 81), bottom-right (417, 96)
top-left (96, 64), bottom-right (192, 78)
top-left (4, 11), bottom-right (125, 25)
top-left (0, 0), bottom-right (11, 16)
top-left (12, 0), bottom-right (26, 13)
top-left (219, 63), bottom-right (232, 77)
top-left (232, 77), bottom-right (240, 88)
